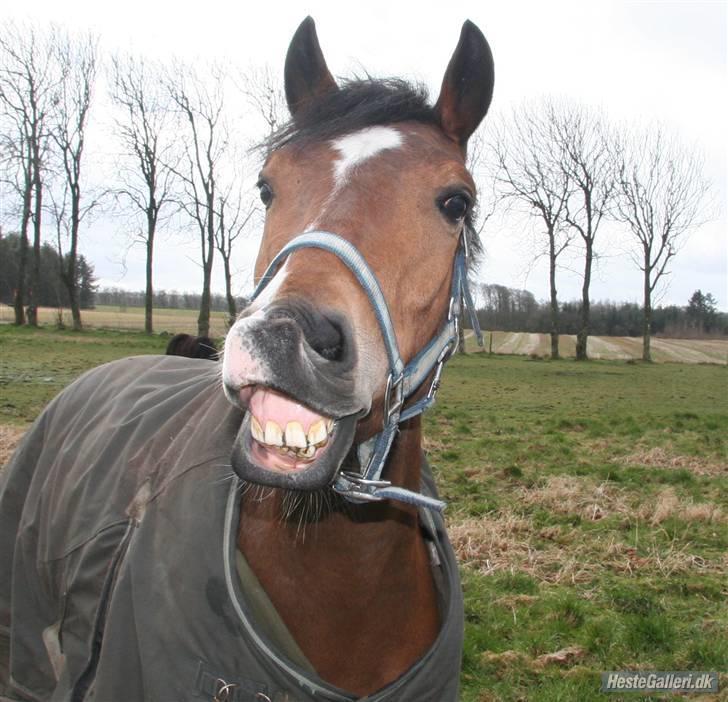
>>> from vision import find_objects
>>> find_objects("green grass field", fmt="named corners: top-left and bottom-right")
top-left (0, 326), bottom-right (726, 700)
top-left (0, 303), bottom-right (232, 337)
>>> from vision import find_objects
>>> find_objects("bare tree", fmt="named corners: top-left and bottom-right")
top-left (0, 116), bottom-right (32, 325)
top-left (0, 22), bottom-right (57, 326)
top-left (50, 30), bottom-right (98, 331)
top-left (490, 101), bottom-right (572, 359)
top-left (553, 102), bottom-right (615, 361)
top-left (167, 61), bottom-right (228, 338)
top-left (237, 64), bottom-right (287, 139)
top-left (110, 53), bottom-right (176, 334)
top-left (613, 127), bottom-right (711, 361)
top-left (460, 126), bottom-right (496, 354)
top-left (215, 173), bottom-right (256, 327)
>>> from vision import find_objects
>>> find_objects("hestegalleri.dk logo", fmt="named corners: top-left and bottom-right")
top-left (601, 671), bottom-right (718, 693)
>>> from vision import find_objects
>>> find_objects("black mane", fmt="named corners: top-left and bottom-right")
top-left (266, 78), bottom-right (436, 151)
top-left (264, 77), bottom-right (483, 266)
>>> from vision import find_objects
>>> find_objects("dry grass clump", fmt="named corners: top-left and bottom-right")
top-left (448, 512), bottom-right (533, 576)
top-left (605, 538), bottom-right (724, 577)
top-left (640, 487), bottom-right (725, 525)
top-left (422, 434), bottom-right (447, 453)
top-left (448, 512), bottom-right (598, 584)
top-left (0, 425), bottom-right (25, 468)
top-left (449, 505), bottom-right (723, 582)
top-left (520, 475), bottom-right (631, 521)
top-left (619, 445), bottom-right (726, 477)
top-left (481, 646), bottom-right (586, 671)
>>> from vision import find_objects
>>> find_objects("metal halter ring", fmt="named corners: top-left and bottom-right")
top-left (338, 470), bottom-right (392, 501)
top-left (214, 680), bottom-right (238, 702)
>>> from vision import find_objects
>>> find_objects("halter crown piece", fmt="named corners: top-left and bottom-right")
top-left (251, 230), bottom-right (483, 512)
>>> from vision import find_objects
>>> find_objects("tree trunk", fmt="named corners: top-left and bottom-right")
top-left (60, 254), bottom-right (81, 332)
top-left (144, 212), bottom-right (156, 335)
top-left (548, 226), bottom-right (560, 360)
top-left (198, 197), bottom-right (216, 338)
top-left (27, 178), bottom-right (42, 327)
top-left (222, 254), bottom-right (236, 328)
top-left (13, 196), bottom-right (31, 326)
top-left (642, 254), bottom-right (652, 362)
top-left (197, 240), bottom-right (214, 338)
top-left (198, 271), bottom-right (212, 337)
top-left (68, 191), bottom-right (82, 331)
top-left (575, 239), bottom-right (592, 361)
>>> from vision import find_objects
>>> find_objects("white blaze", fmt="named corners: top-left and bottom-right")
top-left (332, 126), bottom-right (403, 186)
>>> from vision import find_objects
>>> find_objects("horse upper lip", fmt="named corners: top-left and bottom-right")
top-left (227, 379), bottom-right (365, 422)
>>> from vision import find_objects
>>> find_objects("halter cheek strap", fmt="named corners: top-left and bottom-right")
top-left (252, 230), bottom-right (483, 512)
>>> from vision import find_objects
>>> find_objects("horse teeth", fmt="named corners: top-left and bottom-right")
top-left (284, 421), bottom-right (307, 448)
top-left (308, 419), bottom-right (328, 446)
top-left (299, 444), bottom-right (316, 459)
top-left (326, 419), bottom-right (334, 432)
top-left (264, 420), bottom-right (283, 446)
top-left (250, 415), bottom-right (264, 442)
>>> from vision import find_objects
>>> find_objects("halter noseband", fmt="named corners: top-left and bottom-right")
top-left (251, 230), bottom-right (483, 512)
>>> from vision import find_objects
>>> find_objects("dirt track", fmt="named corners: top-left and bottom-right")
top-left (471, 332), bottom-right (727, 364)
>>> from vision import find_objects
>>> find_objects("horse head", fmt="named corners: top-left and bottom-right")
top-left (223, 17), bottom-right (494, 500)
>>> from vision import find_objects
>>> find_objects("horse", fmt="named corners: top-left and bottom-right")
top-left (166, 333), bottom-right (219, 360)
top-left (0, 17), bottom-right (494, 702)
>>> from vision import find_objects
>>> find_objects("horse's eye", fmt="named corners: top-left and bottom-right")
top-left (440, 194), bottom-right (470, 222)
top-left (258, 182), bottom-right (274, 208)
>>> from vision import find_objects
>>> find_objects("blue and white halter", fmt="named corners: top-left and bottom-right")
top-left (252, 230), bottom-right (483, 512)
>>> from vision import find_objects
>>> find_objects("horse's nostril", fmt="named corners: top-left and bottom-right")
top-left (307, 315), bottom-right (345, 362)
top-left (318, 341), bottom-right (343, 362)
top-left (269, 303), bottom-right (347, 363)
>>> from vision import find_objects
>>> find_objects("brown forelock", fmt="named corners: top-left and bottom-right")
top-left (255, 122), bottom-right (474, 431)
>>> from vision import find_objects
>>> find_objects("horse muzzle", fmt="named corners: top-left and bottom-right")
top-left (223, 299), bottom-right (366, 490)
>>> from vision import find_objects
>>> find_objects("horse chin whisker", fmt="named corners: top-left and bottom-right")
top-left (209, 465), bottom-right (238, 487)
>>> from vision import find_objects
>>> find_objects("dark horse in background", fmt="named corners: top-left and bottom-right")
top-left (0, 18), bottom-right (494, 702)
top-left (166, 333), bottom-right (219, 361)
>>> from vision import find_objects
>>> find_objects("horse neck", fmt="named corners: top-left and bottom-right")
top-left (236, 417), bottom-right (440, 694)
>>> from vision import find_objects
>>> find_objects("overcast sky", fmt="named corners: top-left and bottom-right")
top-left (4, 0), bottom-right (727, 309)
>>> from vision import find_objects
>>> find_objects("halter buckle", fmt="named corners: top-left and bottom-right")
top-left (426, 336), bottom-right (458, 402)
top-left (383, 372), bottom-right (405, 426)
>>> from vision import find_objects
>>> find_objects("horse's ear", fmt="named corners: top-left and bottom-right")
top-left (434, 20), bottom-right (495, 148)
top-left (285, 17), bottom-right (338, 117)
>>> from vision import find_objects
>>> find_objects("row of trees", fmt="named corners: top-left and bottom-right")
top-left (95, 286), bottom-right (247, 313)
top-left (0, 22), bottom-right (272, 334)
top-left (0, 25), bottom-right (98, 329)
top-left (489, 100), bottom-right (711, 361)
top-left (1, 23), bottom-right (715, 358)
top-left (477, 283), bottom-right (725, 338)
